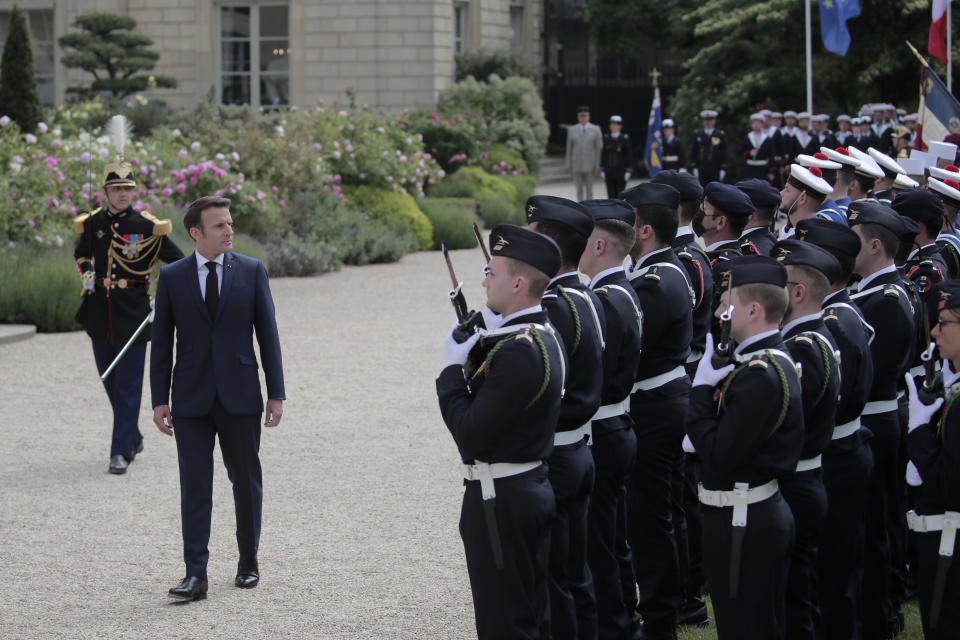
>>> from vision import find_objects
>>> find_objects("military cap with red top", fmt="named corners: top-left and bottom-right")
top-left (787, 164), bottom-right (832, 196)
top-left (820, 146), bottom-right (861, 173)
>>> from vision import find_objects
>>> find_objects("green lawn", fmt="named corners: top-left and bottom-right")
top-left (677, 598), bottom-right (924, 639)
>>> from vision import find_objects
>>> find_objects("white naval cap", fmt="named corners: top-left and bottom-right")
top-left (847, 147), bottom-right (885, 179)
top-left (896, 107), bottom-right (907, 116)
top-left (929, 165), bottom-right (960, 181)
top-left (610, 115), bottom-right (623, 123)
top-left (837, 114), bottom-right (852, 123)
top-left (662, 118), bottom-right (675, 128)
top-left (700, 109), bottom-right (719, 118)
top-left (797, 111), bottom-right (811, 120)
top-left (893, 173), bottom-right (919, 189)
top-left (928, 177), bottom-right (960, 205)
top-left (759, 109), bottom-right (772, 117)
top-left (770, 111), bottom-right (783, 118)
top-left (784, 110), bottom-right (798, 118)
top-left (929, 140), bottom-right (958, 161)
top-left (820, 146), bottom-right (862, 171)
top-left (868, 147), bottom-right (906, 178)
top-left (787, 164), bottom-right (833, 196)
top-left (796, 153), bottom-right (842, 171)
top-left (861, 114), bottom-right (873, 124)
top-left (750, 113), bottom-right (764, 121)
top-left (812, 113), bottom-right (830, 122)
top-left (851, 117), bottom-right (863, 125)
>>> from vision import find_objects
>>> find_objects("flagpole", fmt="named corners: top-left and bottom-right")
top-left (805, 0), bottom-right (813, 114)
top-left (948, 0), bottom-right (953, 92)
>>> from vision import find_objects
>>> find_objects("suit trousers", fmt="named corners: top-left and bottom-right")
top-left (173, 397), bottom-right (262, 579)
top-left (588, 426), bottom-right (638, 640)
top-left (819, 436), bottom-right (874, 640)
top-left (780, 469), bottom-right (829, 640)
top-left (92, 341), bottom-right (145, 459)
top-left (548, 438), bottom-right (597, 640)
top-left (573, 173), bottom-right (595, 201)
top-left (461, 465), bottom-right (555, 640)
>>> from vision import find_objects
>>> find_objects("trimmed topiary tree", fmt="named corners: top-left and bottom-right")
top-left (0, 6), bottom-right (44, 131)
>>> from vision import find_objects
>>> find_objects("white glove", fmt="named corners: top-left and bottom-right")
top-left (905, 373), bottom-right (944, 433)
top-left (692, 334), bottom-right (735, 388)
top-left (906, 461), bottom-right (923, 487)
top-left (482, 306), bottom-right (503, 331)
top-left (600, 171), bottom-right (606, 179)
top-left (444, 321), bottom-right (480, 368)
top-left (693, 168), bottom-right (699, 178)
top-left (81, 271), bottom-right (95, 293)
top-left (624, 172), bottom-right (631, 181)
top-left (719, 169), bottom-right (727, 181)
top-left (682, 434), bottom-right (696, 453)
top-left (147, 298), bottom-right (156, 323)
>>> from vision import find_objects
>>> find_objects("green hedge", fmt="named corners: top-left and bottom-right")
top-left (419, 197), bottom-right (479, 250)
top-left (342, 185), bottom-right (433, 251)
top-left (0, 245), bottom-right (82, 332)
top-left (501, 174), bottom-right (536, 209)
top-left (429, 167), bottom-right (523, 228)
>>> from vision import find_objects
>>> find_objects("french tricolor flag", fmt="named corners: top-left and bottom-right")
top-left (930, 0), bottom-right (949, 63)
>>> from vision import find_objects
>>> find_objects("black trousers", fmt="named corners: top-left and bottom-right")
top-left (588, 427), bottom-right (638, 640)
top-left (780, 469), bottom-right (828, 640)
top-left (173, 398), bottom-right (262, 580)
top-left (627, 380), bottom-right (689, 634)
top-left (915, 527), bottom-right (960, 640)
top-left (703, 491), bottom-right (795, 640)
top-left (819, 436), bottom-right (874, 640)
top-left (461, 465), bottom-right (555, 640)
top-left (677, 453), bottom-right (706, 600)
top-left (605, 172), bottom-right (627, 199)
top-left (548, 439), bottom-right (596, 640)
top-left (861, 411), bottom-right (903, 639)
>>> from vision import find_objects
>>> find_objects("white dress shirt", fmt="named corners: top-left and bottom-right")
top-left (195, 250), bottom-right (224, 300)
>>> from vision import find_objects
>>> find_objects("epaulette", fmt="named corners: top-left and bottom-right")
top-left (883, 285), bottom-right (901, 298)
top-left (794, 335), bottom-right (814, 346)
top-left (677, 248), bottom-right (692, 260)
top-left (644, 271), bottom-right (661, 281)
top-left (141, 211), bottom-right (172, 236)
top-left (748, 359), bottom-right (768, 369)
top-left (823, 308), bottom-right (839, 321)
top-left (72, 207), bottom-right (101, 234)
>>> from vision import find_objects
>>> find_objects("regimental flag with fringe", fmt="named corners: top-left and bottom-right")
top-left (919, 65), bottom-right (960, 148)
top-left (645, 87), bottom-right (663, 177)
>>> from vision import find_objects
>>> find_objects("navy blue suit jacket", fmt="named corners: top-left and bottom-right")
top-left (150, 251), bottom-right (285, 416)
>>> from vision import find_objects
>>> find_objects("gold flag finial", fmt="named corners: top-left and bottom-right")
top-left (649, 67), bottom-right (661, 89)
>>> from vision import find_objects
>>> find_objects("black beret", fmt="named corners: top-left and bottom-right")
top-left (488, 224), bottom-right (561, 278)
top-left (773, 238), bottom-right (843, 283)
top-left (890, 189), bottom-right (944, 223)
top-left (735, 178), bottom-right (782, 208)
top-left (619, 183), bottom-right (680, 209)
top-left (934, 280), bottom-right (960, 311)
top-left (722, 254), bottom-right (788, 288)
top-left (794, 218), bottom-right (861, 258)
top-left (525, 195), bottom-right (595, 239)
top-left (704, 182), bottom-right (755, 216)
top-left (651, 169), bottom-right (704, 202)
top-left (581, 199), bottom-right (635, 226)
top-left (847, 200), bottom-right (907, 236)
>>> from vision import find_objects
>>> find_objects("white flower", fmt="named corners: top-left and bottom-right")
top-left (0, 116), bottom-right (10, 127)
top-left (190, 141), bottom-right (201, 152)
top-left (25, 133), bottom-right (36, 144)
top-left (172, 128), bottom-right (181, 138)
top-left (37, 122), bottom-right (48, 133)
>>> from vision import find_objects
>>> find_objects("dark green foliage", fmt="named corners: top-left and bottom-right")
top-left (428, 167), bottom-right (522, 228)
top-left (454, 49), bottom-right (538, 82)
top-left (58, 13), bottom-right (177, 100)
top-left (342, 185), bottom-right (433, 251)
top-left (0, 245), bottom-right (81, 332)
top-left (419, 198), bottom-right (479, 250)
top-left (0, 6), bottom-right (43, 131)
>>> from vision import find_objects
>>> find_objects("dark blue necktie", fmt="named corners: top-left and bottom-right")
top-left (205, 261), bottom-right (219, 319)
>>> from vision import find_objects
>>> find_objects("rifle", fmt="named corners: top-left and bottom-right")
top-left (712, 268), bottom-right (735, 368)
top-left (442, 242), bottom-right (486, 343)
top-left (918, 312), bottom-right (944, 403)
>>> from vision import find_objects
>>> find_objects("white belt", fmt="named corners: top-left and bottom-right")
top-left (698, 479), bottom-right (779, 528)
top-left (862, 399), bottom-right (898, 415)
top-left (686, 350), bottom-right (704, 364)
top-left (906, 510), bottom-right (960, 558)
top-left (461, 460), bottom-right (542, 500)
top-left (664, 155), bottom-right (679, 162)
top-left (795, 454), bottom-right (822, 472)
top-left (746, 159), bottom-right (769, 166)
top-left (632, 365), bottom-right (687, 393)
top-left (832, 417), bottom-right (861, 440)
top-left (555, 425), bottom-right (587, 447)
top-left (592, 397), bottom-right (631, 421)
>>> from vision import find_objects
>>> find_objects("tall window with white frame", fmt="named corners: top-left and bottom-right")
top-left (453, 2), bottom-right (467, 55)
top-left (509, 2), bottom-right (524, 55)
top-left (0, 8), bottom-right (55, 105)
top-left (219, 4), bottom-right (289, 109)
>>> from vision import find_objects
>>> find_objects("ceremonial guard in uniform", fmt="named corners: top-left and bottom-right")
top-left (868, 148), bottom-right (907, 204)
top-left (579, 199), bottom-right (645, 640)
top-left (601, 115), bottom-right (634, 199)
top-left (741, 113), bottom-right (774, 181)
top-left (691, 110), bottom-right (727, 185)
top-left (661, 119), bottom-right (685, 172)
top-left (835, 115), bottom-right (854, 147)
top-left (929, 174), bottom-right (960, 278)
top-left (527, 196), bottom-right (605, 640)
top-left (893, 189), bottom-right (948, 313)
top-left (795, 153), bottom-right (847, 225)
top-left (811, 114), bottom-right (838, 150)
top-left (848, 202), bottom-right (918, 640)
top-left (789, 112), bottom-right (820, 159)
top-left (699, 183), bottom-right (750, 265)
top-left (622, 183), bottom-right (694, 640)
top-left (795, 218), bottom-right (876, 640)
top-left (735, 178), bottom-right (779, 256)
top-left (73, 116), bottom-right (184, 474)
top-left (684, 255), bottom-right (804, 640)
top-left (777, 164), bottom-right (833, 240)
top-left (436, 224), bottom-right (566, 640)
top-left (846, 147), bottom-right (885, 203)
top-left (774, 240), bottom-right (843, 640)
top-left (904, 280), bottom-right (960, 640)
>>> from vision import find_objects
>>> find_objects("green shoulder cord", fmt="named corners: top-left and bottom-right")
top-left (938, 389), bottom-right (960, 441)
top-left (556, 285), bottom-right (582, 352)
top-left (474, 328), bottom-right (551, 409)
top-left (718, 350), bottom-right (791, 436)
top-left (786, 333), bottom-right (832, 407)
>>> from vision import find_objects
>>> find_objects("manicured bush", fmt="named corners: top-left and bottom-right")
top-left (0, 245), bottom-right (82, 332)
top-left (427, 167), bottom-right (522, 228)
top-left (419, 198), bottom-right (479, 250)
top-left (0, 7), bottom-right (43, 133)
top-left (501, 174), bottom-right (536, 209)
top-left (342, 185), bottom-right (433, 251)
top-left (476, 192), bottom-right (519, 227)
top-left (480, 143), bottom-right (529, 175)
top-left (454, 49), bottom-right (538, 83)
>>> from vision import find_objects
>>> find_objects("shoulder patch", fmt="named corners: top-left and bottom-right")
top-left (72, 207), bottom-right (101, 234)
top-left (883, 285), bottom-right (901, 298)
top-left (141, 211), bottom-right (172, 236)
top-left (794, 335), bottom-right (814, 345)
top-left (748, 359), bottom-right (768, 369)
top-left (644, 272), bottom-right (661, 281)
top-left (594, 286), bottom-right (609, 296)
top-left (677, 249), bottom-right (692, 260)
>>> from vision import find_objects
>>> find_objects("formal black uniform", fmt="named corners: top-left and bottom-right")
top-left (702, 183), bottom-right (752, 343)
top-left (581, 199), bottom-right (646, 640)
top-left (436, 225), bottom-right (566, 640)
top-left (691, 110), bottom-right (727, 185)
top-left (774, 240), bottom-right (843, 640)
top-left (904, 280), bottom-right (960, 639)
top-left (736, 178), bottom-right (779, 256)
top-left (526, 196), bottom-right (605, 640)
top-left (622, 183), bottom-right (694, 639)
top-left (848, 202), bottom-right (918, 640)
top-left (789, 126), bottom-right (821, 160)
top-left (795, 218), bottom-right (877, 640)
top-left (601, 116), bottom-right (634, 199)
top-left (73, 160), bottom-right (184, 473)
top-left (685, 256), bottom-right (804, 640)
top-left (929, 177), bottom-right (960, 279)
top-left (741, 118), bottom-right (774, 180)
top-left (661, 119), bottom-right (685, 172)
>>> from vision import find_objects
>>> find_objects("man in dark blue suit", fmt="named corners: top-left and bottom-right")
top-left (150, 195), bottom-right (285, 602)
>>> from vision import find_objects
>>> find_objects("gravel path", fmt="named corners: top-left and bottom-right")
top-left (0, 242), bottom-right (494, 639)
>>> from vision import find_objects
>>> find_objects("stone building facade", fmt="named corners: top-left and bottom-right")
top-left (0, 0), bottom-right (542, 111)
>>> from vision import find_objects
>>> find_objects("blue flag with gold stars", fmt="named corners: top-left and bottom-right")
top-left (819, 0), bottom-right (860, 56)
top-left (645, 87), bottom-right (663, 177)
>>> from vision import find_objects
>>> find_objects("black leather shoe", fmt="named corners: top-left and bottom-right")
top-left (130, 440), bottom-right (144, 462)
top-left (677, 596), bottom-right (710, 627)
top-left (168, 576), bottom-right (207, 601)
top-left (108, 455), bottom-right (128, 474)
top-left (235, 560), bottom-right (259, 588)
